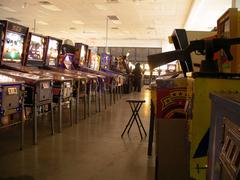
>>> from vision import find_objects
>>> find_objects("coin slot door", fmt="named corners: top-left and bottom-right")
top-left (2, 86), bottom-right (20, 110)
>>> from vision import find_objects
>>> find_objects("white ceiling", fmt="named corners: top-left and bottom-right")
top-left (0, 0), bottom-right (233, 48)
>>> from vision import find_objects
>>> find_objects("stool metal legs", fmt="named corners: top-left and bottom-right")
top-left (121, 102), bottom-right (147, 139)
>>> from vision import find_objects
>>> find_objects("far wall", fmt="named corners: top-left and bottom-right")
top-left (97, 47), bottom-right (162, 63)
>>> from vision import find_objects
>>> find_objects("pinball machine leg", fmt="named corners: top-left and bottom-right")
top-left (115, 87), bottom-right (117, 103)
top-left (95, 90), bottom-right (98, 113)
top-left (59, 101), bottom-right (62, 133)
top-left (113, 87), bottom-right (116, 104)
top-left (84, 96), bottom-right (87, 119)
top-left (104, 87), bottom-right (107, 109)
top-left (33, 104), bottom-right (38, 145)
top-left (120, 85), bottom-right (123, 98)
top-left (88, 91), bottom-right (91, 117)
top-left (70, 98), bottom-right (73, 127)
top-left (98, 88), bottom-right (101, 112)
top-left (20, 103), bottom-right (24, 150)
top-left (110, 87), bottom-right (112, 106)
top-left (98, 89), bottom-right (101, 112)
top-left (50, 102), bottom-right (54, 135)
top-left (76, 93), bottom-right (80, 123)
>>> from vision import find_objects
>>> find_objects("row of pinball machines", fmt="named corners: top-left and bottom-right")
top-left (147, 8), bottom-right (240, 180)
top-left (0, 20), bottom-right (124, 150)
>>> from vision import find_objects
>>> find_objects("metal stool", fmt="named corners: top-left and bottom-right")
top-left (121, 99), bottom-right (147, 139)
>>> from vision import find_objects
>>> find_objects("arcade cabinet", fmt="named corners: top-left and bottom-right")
top-left (148, 28), bottom-right (240, 180)
top-left (0, 21), bottom-right (54, 145)
top-left (207, 8), bottom-right (240, 180)
top-left (171, 29), bottom-right (240, 180)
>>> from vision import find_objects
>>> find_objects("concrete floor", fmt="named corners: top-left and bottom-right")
top-left (0, 88), bottom-right (155, 180)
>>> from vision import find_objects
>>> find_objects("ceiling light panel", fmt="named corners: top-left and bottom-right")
top-left (72, 20), bottom-right (84, 25)
top-left (94, 4), bottom-right (109, 11)
top-left (39, 1), bottom-right (61, 11)
top-left (0, 6), bottom-right (16, 12)
top-left (37, 20), bottom-right (48, 25)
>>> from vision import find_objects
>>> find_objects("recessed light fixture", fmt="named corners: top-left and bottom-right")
top-left (107, 15), bottom-right (119, 21)
top-left (6, 17), bottom-right (21, 22)
top-left (94, 4), bottom-right (109, 11)
top-left (107, 15), bottom-right (121, 24)
top-left (39, 1), bottom-right (61, 11)
top-left (112, 20), bottom-right (121, 25)
top-left (22, 2), bottom-right (28, 8)
top-left (106, 0), bottom-right (119, 3)
top-left (38, 10), bottom-right (49, 15)
top-left (37, 20), bottom-right (48, 25)
top-left (69, 27), bottom-right (76, 30)
top-left (0, 6), bottom-right (16, 12)
top-left (147, 27), bottom-right (155, 30)
top-left (60, 30), bottom-right (68, 33)
top-left (83, 30), bottom-right (96, 34)
top-left (72, 20), bottom-right (84, 25)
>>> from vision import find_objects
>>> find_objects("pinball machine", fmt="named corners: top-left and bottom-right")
top-left (23, 35), bottom-right (74, 132)
top-left (84, 47), bottom-right (117, 110)
top-left (100, 52), bottom-right (121, 105)
top-left (47, 42), bottom-right (98, 116)
top-left (0, 21), bottom-right (54, 145)
top-left (75, 43), bottom-right (105, 112)
top-left (26, 36), bottom-right (87, 122)
top-left (0, 24), bottom-right (25, 149)
top-left (0, 23), bottom-right (73, 134)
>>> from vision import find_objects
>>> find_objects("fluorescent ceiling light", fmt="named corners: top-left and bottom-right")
top-left (37, 20), bottom-right (48, 25)
top-left (112, 20), bottom-right (122, 24)
top-left (60, 30), bottom-right (68, 33)
top-left (6, 17), bottom-right (21, 22)
top-left (38, 10), bottom-right (49, 15)
top-left (40, 4), bottom-right (61, 11)
top-left (0, 6), bottom-right (16, 12)
top-left (94, 4), bottom-right (109, 11)
top-left (72, 20), bottom-right (84, 25)
top-left (83, 30), bottom-right (96, 34)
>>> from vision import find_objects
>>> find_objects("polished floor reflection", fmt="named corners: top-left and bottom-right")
top-left (0, 88), bottom-right (154, 180)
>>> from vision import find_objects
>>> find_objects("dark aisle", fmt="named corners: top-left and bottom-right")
top-left (0, 88), bottom-right (154, 180)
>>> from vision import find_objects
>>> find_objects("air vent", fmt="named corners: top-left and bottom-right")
top-left (107, 15), bottom-right (119, 21)
top-left (106, 0), bottom-right (119, 3)
top-left (6, 17), bottom-right (21, 22)
top-left (69, 27), bottom-right (76, 30)
top-left (147, 27), bottom-right (155, 30)
top-left (112, 27), bottom-right (119, 30)
top-left (39, 1), bottom-right (52, 5)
